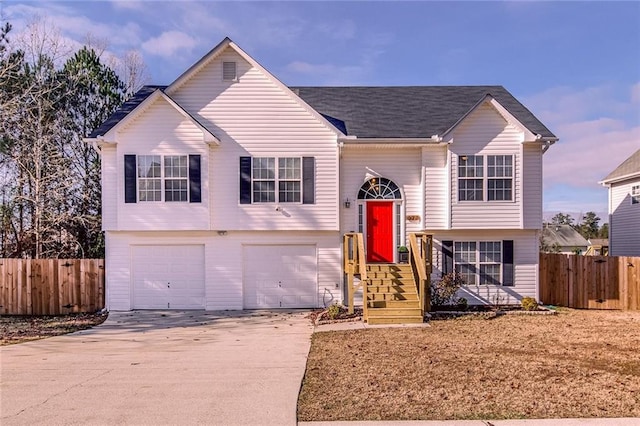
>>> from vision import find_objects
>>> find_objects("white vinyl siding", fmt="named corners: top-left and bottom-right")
top-left (114, 97), bottom-right (210, 231)
top-left (450, 102), bottom-right (523, 229)
top-left (169, 47), bottom-right (339, 231)
top-left (104, 230), bottom-right (341, 311)
top-left (609, 178), bottom-right (640, 256)
top-left (431, 230), bottom-right (538, 304)
top-left (101, 146), bottom-right (117, 230)
top-left (522, 143), bottom-right (543, 229)
top-left (340, 147), bottom-right (423, 241)
top-left (423, 146), bottom-right (448, 229)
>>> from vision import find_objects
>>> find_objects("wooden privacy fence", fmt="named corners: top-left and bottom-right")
top-left (0, 259), bottom-right (105, 315)
top-left (539, 253), bottom-right (640, 310)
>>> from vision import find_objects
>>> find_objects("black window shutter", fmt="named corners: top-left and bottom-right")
top-left (239, 156), bottom-right (252, 204)
top-left (502, 240), bottom-right (514, 286)
top-left (442, 240), bottom-right (453, 277)
top-left (189, 155), bottom-right (201, 203)
top-left (124, 155), bottom-right (137, 203)
top-left (302, 157), bottom-right (315, 204)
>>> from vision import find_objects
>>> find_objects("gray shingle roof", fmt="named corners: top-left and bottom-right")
top-left (602, 149), bottom-right (640, 182)
top-left (89, 85), bottom-right (556, 140)
top-left (292, 86), bottom-right (556, 139)
top-left (542, 224), bottom-right (589, 248)
top-left (89, 85), bottom-right (167, 138)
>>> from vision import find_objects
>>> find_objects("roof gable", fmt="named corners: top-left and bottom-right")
top-left (165, 39), bottom-right (345, 137)
top-left (601, 149), bottom-right (640, 184)
top-left (90, 88), bottom-right (219, 144)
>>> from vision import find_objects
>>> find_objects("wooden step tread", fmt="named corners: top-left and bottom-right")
top-left (368, 300), bottom-right (420, 308)
top-left (367, 315), bottom-right (424, 325)
top-left (366, 307), bottom-right (421, 314)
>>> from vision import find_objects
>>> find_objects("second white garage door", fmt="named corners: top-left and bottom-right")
top-left (132, 245), bottom-right (205, 309)
top-left (243, 245), bottom-right (317, 309)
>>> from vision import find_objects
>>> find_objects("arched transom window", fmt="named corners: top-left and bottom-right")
top-left (357, 177), bottom-right (401, 200)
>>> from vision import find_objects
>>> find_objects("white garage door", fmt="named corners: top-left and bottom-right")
top-left (243, 245), bottom-right (317, 309)
top-left (132, 245), bottom-right (205, 309)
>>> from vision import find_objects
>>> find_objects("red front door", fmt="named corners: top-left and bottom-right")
top-left (366, 201), bottom-right (394, 263)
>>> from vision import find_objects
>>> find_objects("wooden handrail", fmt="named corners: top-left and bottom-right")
top-left (408, 233), bottom-right (433, 316)
top-left (343, 233), bottom-right (367, 317)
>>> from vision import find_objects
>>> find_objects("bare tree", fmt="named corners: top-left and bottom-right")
top-left (117, 49), bottom-right (150, 95)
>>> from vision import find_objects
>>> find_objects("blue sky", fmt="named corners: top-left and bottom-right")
top-left (3, 1), bottom-right (639, 224)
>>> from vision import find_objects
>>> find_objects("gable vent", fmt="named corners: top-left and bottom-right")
top-left (223, 61), bottom-right (237, 81)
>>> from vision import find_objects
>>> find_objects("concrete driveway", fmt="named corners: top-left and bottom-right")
top-left (1, 310), bottom-right (314, 426)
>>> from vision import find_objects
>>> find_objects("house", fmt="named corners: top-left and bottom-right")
top-left (541, 224), bottom-right (589, 254)
top-left (600, 149), bottom-right (640, 256)
top-left (85, 38), bottom-right (557, 312)
top-left (585, 238), bottom-right (609, 256)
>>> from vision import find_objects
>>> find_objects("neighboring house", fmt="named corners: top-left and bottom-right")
top-left (600, 149), bottom-right (640, 256)
top-left (541, 224), bottom-right (589, 254)
top-left (85, 38), bottom-right (557, 311)
top-left (585, 238), bottom-right (609, 256)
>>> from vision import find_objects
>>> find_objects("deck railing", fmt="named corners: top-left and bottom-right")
top-left (343, 233), bottom-right (367, 319)
top-left (408, 233), bottom-right (433, 315)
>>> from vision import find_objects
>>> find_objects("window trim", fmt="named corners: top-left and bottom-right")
top-left (457, 154), bottom-right (514, 202)
top-left (453, 240), bottom-right (503, 286)
top-left (631, 184), bottom-right (640, 205)
top-left (251, 156), bottom-right (302, 204)
top-left (222, 61), bottom-right (237, 82)
top-left (136, 154), bottom-right (190, 203)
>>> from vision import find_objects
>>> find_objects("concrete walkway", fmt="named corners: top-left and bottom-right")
top-left (1, 310), bottom-right (314, 426)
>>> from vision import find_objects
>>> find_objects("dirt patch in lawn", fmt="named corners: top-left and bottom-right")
top-left (298, 309), bottom-right (640, 421)
top-left (1, 312), bottom-right (108, 346)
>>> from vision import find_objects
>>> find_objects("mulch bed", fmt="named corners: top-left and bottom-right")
top-left (0, 312), bottom-right (108, 345)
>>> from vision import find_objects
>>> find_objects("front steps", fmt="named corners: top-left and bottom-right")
top-left (365, 264), bottom-right (423, 325)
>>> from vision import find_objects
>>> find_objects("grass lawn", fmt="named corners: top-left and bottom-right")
top-left (297, 309), bottom-right (640, 421)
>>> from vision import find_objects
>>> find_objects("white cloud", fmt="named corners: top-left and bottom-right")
top-left (544, 119), bottom-right (639, 188)
top-left (523, 84), bottom-right (640, 189)
top-left (141, 31), bottom-right (197, 58)
top-left (110, 1), bottom-right (145, 11)
top-left (4, 3), bottom-right (143, 49)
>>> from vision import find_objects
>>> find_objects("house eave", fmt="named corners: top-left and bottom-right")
top-left (600, 172), bottom-right (640, 186)
top-left (339, 137), bottom-right (444, 146)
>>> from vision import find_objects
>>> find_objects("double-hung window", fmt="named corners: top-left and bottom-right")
top-left (132, 155), bottom-right (196, 203)
top-left (632, 185), bottom-right (640, 205)
top-left (251, 157), bottom-right (301, 203)
top-left (454, 241), bottom-right (502, 285)
top-left (164, 156), bottom-right (188, 202)
top-left (458, 154), bottom-right (513, 201)
top-left (137, 155), bottom-right (162, 202)
top-left (458, 156), bottom-right (484, 201)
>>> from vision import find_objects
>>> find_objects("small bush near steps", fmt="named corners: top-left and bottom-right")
top-left (430, 272), bottom-right (466, 307)
top-left (521, 297), bottom-right (539, 311)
